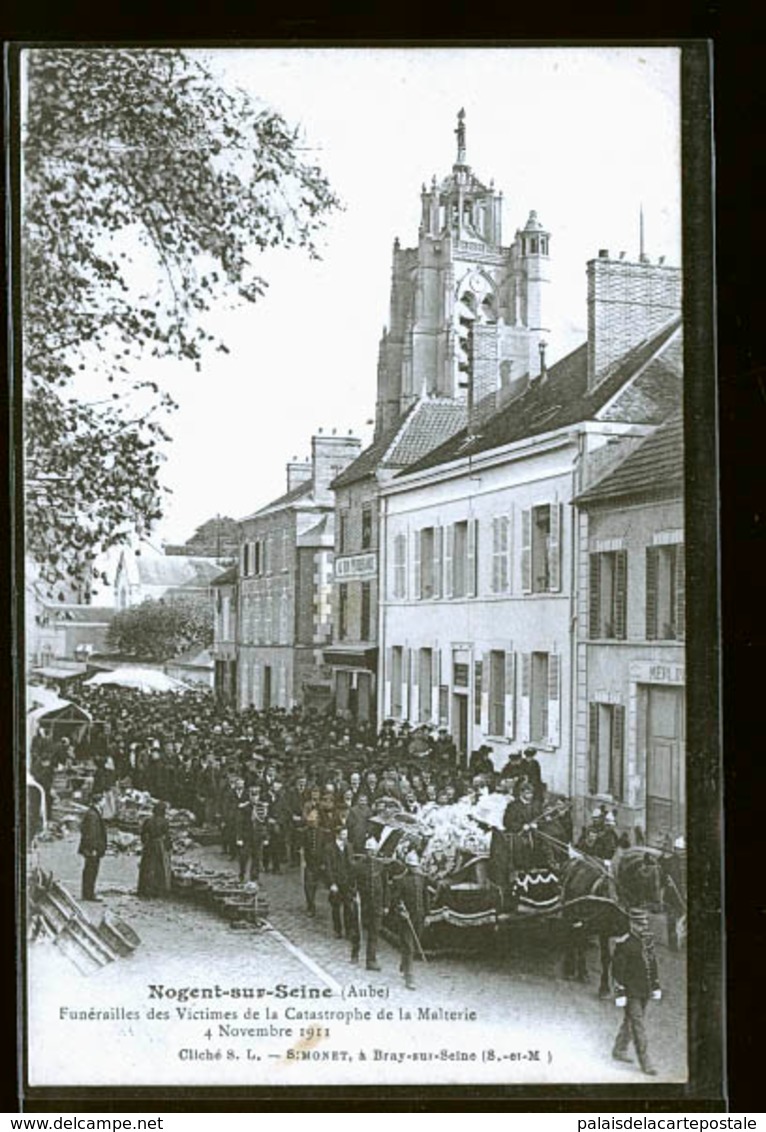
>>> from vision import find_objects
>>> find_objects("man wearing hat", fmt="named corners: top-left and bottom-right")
top-left (387, 847), bottom-right (427, 990)
top-left (596, 811), bottom-right (620, 861)
top-left (78, 791), bottom-right (108, 902)
top-left (611, 907), bottom-right (662, 1075)
top-left (521, 747), bottom-right (543, 802)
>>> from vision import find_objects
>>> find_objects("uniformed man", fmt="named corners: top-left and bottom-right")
top-left (611, 907), bottom-right (662, 1076)
top-left (352, 833), bottom-right (385, 970)
top-left (78, 791), bottom-right (108, 902)
top-left (387, 848), bottom-right (428, 989)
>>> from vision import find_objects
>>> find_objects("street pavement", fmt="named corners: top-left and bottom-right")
top-left (27, 832), bottom-right (688, 1088)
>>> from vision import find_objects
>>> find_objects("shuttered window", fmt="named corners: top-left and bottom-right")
top-left (646, 544), bottom-right (685, 640)
top-left (521, 503), bottom-right (563, 594)
top-left (392, 533), bottom-right (407, 599)
top-left (491, 515), bottom-right (511, 593)
top-left (391, 646), bottom-right (403, 717)
top-left (589, 550), bottom-right (628, 639)
top-left (588, 702), bottom-right (625, 802)
top-left (489, 650), bottom-right (506, 736)
top-left (521, 651), bottom-right (561, 748)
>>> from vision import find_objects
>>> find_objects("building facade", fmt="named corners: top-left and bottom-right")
top-left (378, 251), bottom-right (683, 797)
top-left (113, 544), bottom-right (227, 610)
top-left (236, 432), bottom-right (361, 711)
top-left (573, 414), bottom-right (685, 845)
top-left (325, 110), bottom-right (551, 721)
top-left (211, 565), bottom-right (238, 703)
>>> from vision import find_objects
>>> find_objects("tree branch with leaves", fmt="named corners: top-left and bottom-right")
top-left (22, 47), bottom-right (341, 597)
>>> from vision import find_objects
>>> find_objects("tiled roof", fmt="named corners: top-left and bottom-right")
top-left (137, 555), bottom-right (226, 588)
top-left (399, 317), bottom-right (682, 478)
top-left (240, 478), bottom-right (313, 521)
top-left (45, 604), bottom-right (114, 623)
top-left (210, 565), bottom-right (238, 586)
top-left (576, 414), bottom-right (684, 505)
top-left (331, 399), bottom-right (467, 489)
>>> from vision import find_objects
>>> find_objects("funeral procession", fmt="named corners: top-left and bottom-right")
top-left (22, 50), bottom-right (688, 1086)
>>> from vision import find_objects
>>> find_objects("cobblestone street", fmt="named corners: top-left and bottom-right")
top-left (28, 833), bottom-right (688, 1088)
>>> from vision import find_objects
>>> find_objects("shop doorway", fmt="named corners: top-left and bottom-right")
top-left (645, 686), bottom-right (685, 844)
top-left (452, 693), bottom-right (469, 764)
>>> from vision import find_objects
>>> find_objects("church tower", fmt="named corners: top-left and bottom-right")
top-left (374, 109), bottom-right (552, 436)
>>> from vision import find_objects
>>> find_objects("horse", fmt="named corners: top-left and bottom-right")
top-left (558, 845), bottom-right (664, 996)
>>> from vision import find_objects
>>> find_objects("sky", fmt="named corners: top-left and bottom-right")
top-left (42, 47), bottom-right (684, 566)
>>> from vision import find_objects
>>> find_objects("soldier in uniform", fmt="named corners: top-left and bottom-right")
top-left (236, 782), bottom-right (268, 883)
top-left (611, 907), bottom-right (662, 1076)
top-left (387, 848), bottom-right (428, 990)
top-left (301, 792), bottom-right (326, 918)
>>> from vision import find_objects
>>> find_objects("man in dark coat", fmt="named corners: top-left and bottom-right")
top-left (611, 909), bottom-right (662, 1075)
top-left (78, 791), bottom-right (107, 902)
top-left (351, 834), bottom-right (385, 971)
top-left (387, 849), bottom-right (428, 989)
top-left (324, 826), bottom-right (360, 952)
top-left (236, 783), bottom-right (268, 883)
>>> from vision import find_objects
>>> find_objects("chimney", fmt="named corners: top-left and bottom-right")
top-left (311, 432), bottom-right (362, 502)
top-left (286, 457), bottom-right (312, 493)
top-left (586, 252), bottom-right (682, 391)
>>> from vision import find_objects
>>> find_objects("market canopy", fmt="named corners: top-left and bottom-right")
top-left (84, 667), bottom-right (190, 694)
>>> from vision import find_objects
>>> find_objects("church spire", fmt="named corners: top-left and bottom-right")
top-left (455, 108), bottom-right (467, 166)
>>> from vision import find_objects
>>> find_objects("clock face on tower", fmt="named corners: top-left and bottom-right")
top-left (469, 272), bottom-right (485, 293)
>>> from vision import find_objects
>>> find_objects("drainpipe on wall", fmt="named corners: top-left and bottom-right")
top-left (377, 484), bottom-right (388, 728)
top-left (569, 429), bottom-right (585, 827)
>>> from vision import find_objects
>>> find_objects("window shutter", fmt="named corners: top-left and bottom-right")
top-left (646, 547), bottom-right (658, 639)
top-left (241, 543), bottom-right (248, 576)
top-left (615, 550), bottom-right (628, 640)
top-left (549, 503), bottom-right (562, 592)
top-left (491, 518), bottom-right (501, 594)
top-left (413, 530), bottom-right (422, 600)
top-left (547, 653), bottom-right (561, 748)
top-left (431, 645), bottom-right (441, 721)
top-left (612, 704), bottom-right (625, 802)
top-left (588, 702), bottom-right (599, 795)
top-left (384, 647), bottom-right (393, 717)
top-left (444, 524), bottom-right (454, 597)
top-left (402, 531), bottom-right (409, 600)
top-left (481, 651), bottom-right (490, 733)
top-left (504, 649), bottom-right (516, 739)
top-left (408, 648), bottom-right (417, 722)
top-left (467, 518), bottom-right (478, 597)
top-left (675, 544), bottom-right (685, 639)
top-left (507, 508), bottom-right (514, 594)
top-left (521, 509), bottom-right (532, 593)
top-left (520, 653), bottom-right (531, 741)
top-left (500, 515), bottom-right (510, 592)
top-left (589, 553), bottom-right (601, 638)
top-left (433, 526), bottom-right (443, 598)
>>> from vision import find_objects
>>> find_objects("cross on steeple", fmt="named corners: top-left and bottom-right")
top-left (455, 108), bottom-right (467, 166)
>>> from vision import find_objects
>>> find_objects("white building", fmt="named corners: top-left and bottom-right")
top-left (378, 251), bottom-right (683, 798)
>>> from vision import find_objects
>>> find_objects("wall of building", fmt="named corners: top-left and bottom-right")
top-left (573, 495), bottom-right (685, 841)
top-left (380, 443), bottom-right (578, 793)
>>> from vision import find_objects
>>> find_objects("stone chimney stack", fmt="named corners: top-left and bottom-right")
top-left (587, 251), bottom-right (682, 391)
top-left (286, 458), bottom-right (312, 493)
top-left (311, 432), bottom-right (362, 502)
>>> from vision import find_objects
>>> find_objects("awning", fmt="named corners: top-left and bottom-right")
top-left (32, 664), bottom-right (88, 680)
top-left (323, 646), bottom-right (378, 671)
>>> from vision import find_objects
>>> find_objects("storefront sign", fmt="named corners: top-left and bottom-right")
top-left (630, 660), bottom-right (685, 685)
top-left (334, 552), bottom-right (377, 580)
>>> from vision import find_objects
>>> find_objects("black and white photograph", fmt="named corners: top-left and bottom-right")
top-left (14, 44), bottom-right (716, 1095)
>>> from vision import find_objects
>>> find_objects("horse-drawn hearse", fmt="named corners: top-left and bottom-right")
top-left (370, 793), bottom-right (685, 992)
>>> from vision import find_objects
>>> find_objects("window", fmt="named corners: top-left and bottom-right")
top-left (589, 550), bottom-right (628, 639)
top-left (361, 505), bottom-right (373, 550)
top-left (241, 542), bottom-right (250, 577)
top-left (646, 544), bottom-right (685, 640)
top-left (361, 582), bottom-right (372, 641)
top-left (491, 516), bottom-right (511, 593)
top-left (338, 511), bottom-right (350, 554)
top-left (391, 646), bottom-right (404, 717)
top-left (588, 703), bottom-right (625, 801)
top-left (338, 582), bottom-right (349, 641)
top-left (419, 648), bottom-right (433, 723)
top-left (417, 526), bottom-right (442, 599)
top-left (521, 504), bottom-right (562, 593)
top-left (448, 519), bottom-right (478, 598)
top-left (520, 651), bottom-right (561, 747)
top-left (489, 650), bottom-right (506, 736)
top-left (392, 533), bottom-right (407, 599)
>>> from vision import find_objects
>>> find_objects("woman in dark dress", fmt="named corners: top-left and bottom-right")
top-left (137, 802), bottom-right (172, 897)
